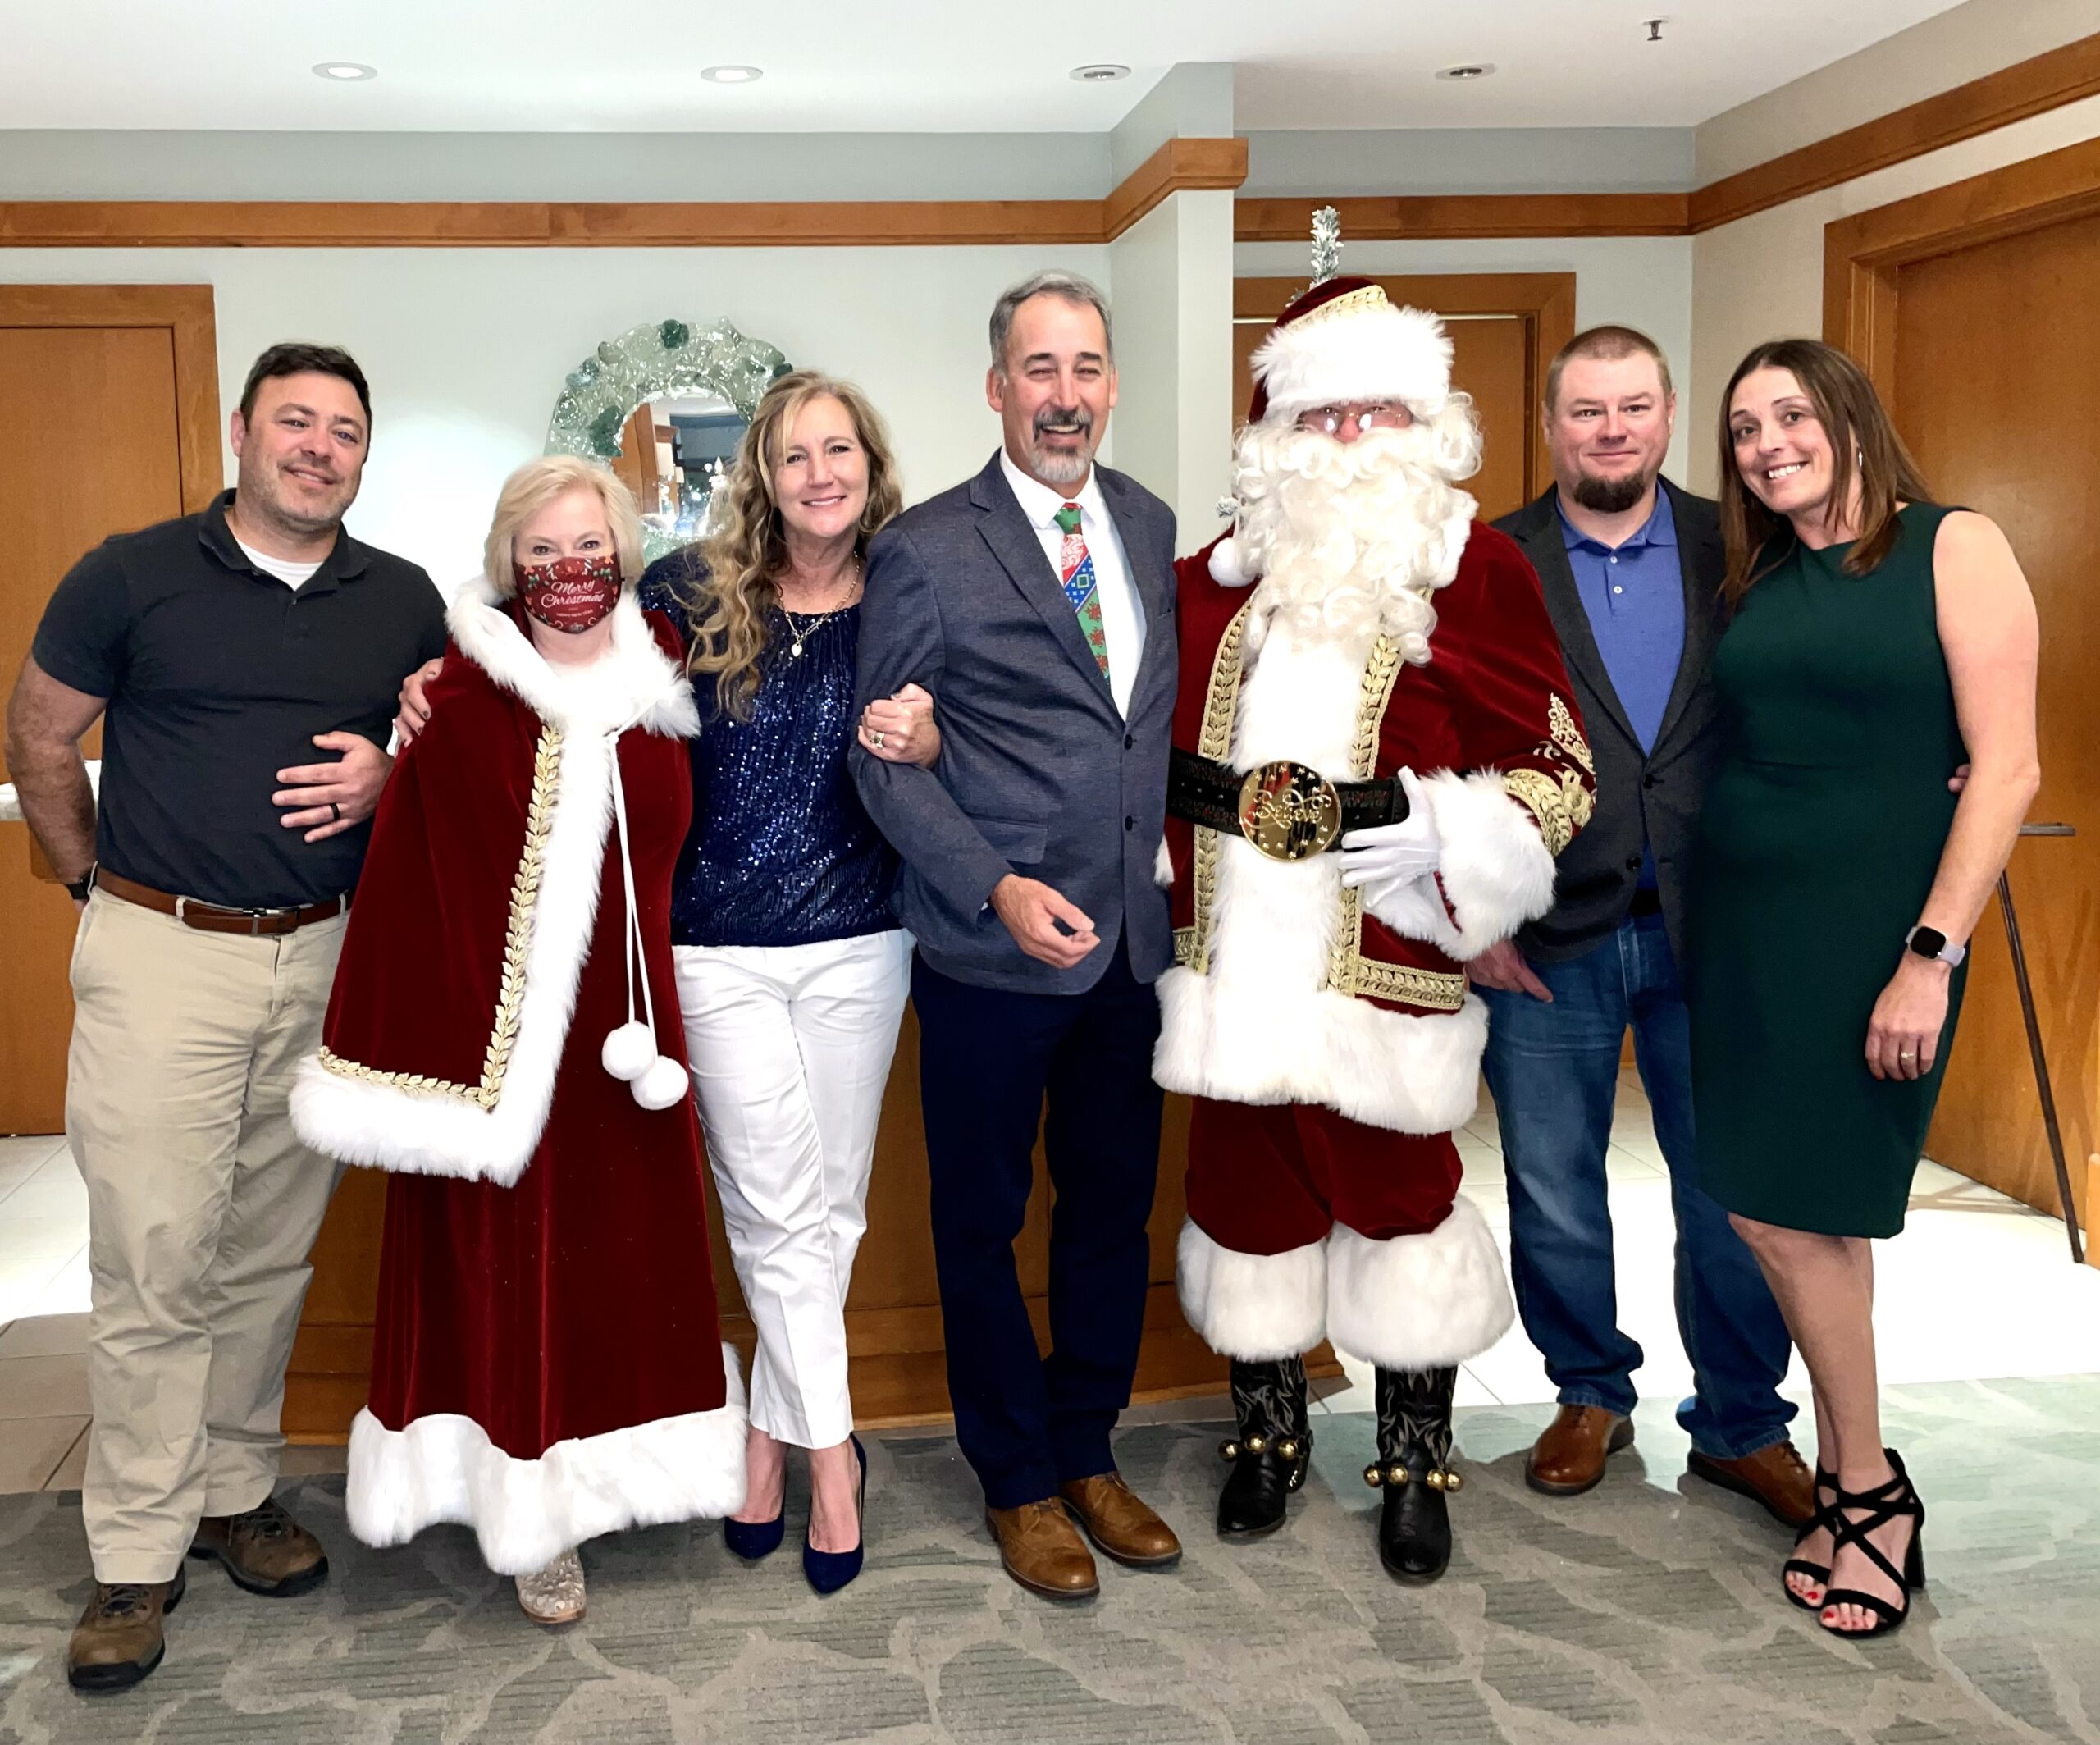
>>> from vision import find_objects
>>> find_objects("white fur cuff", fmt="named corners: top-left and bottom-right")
top-left (1177, 1219), bottom-right (1326, 1361)
top-left (1411, 770), bottom-right (1558, 961)
top-left (1326, 1199), bottom-right (1514, 1370)
top-left (346, 1345), bottom-right (749, 1575)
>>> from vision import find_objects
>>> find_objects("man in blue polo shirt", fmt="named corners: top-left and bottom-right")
top-left (6, 342), bottom-right (445, 1692)
top-left (1481, 327), bottom-right (1810, 1528)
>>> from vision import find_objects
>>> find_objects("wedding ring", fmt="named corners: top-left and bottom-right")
top-left (331, 802), bottom-right (342, 823)
top-left (873, 731), bottom-right (886, 750)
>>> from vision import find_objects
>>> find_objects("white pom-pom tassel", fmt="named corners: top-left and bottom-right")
top-left (1208, 535), bottom-right (1252, 587)
top-left (601, 1022), bottom-right (655, 1082)
top-left (632, 1054), bottom-right (690, 1111)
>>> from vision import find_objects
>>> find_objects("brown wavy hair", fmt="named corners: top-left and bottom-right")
top-left (1716, 337), bottom-right (1932, 606)
top-left (671, 371), bottom-right (902, 719)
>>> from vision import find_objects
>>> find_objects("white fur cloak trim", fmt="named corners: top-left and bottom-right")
top-left (345, 1343), bottom-right (749, 1576)
top-left (1253, 298), bottom-right (1454, 423)
top-left (1151, 609), bottom-right (1483, 1135)
top-left (1326, 1199), bottom-right (1513, 1370)
top-left (289, 578), bottom-right (698, 1188)
top-left (1358, 769), bottom-right (1558, 962)
top-left (1176, 1219), bottom-right (1326, 1361)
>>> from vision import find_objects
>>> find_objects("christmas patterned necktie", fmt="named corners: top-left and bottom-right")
top-left (1054, 501), bottom-right (1111, 680)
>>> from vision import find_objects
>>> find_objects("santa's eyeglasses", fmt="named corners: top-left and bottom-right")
top-left (1295, 401), bottom-right (1413, 437)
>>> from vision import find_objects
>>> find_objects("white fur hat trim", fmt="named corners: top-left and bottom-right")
top-left (1253, 291), bottom-right (1454, 423)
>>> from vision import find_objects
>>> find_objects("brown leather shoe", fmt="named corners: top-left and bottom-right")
top-left (1058, 1472), bottom-right (1182, 1569)
top-left (67, 1564), bottom-right (185, 1693)
top-left (1524, 1405), bottom-right (1635, 1496)
top-left (1687, 1439), bottom-right (1817, 1528)
top-left (189, 1496), bottom-right (329, 1597)
top-left (986, 1499), bottom-right (1100, 1600)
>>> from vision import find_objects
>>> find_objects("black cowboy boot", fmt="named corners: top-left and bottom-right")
top-left (1216, 1358), bottom-right (1312, 1537)
top-left (1366, 1366), bottom-right (1462, 1583)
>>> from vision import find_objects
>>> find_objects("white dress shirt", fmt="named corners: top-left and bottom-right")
top-left (999, 450), bottom-right (1147, 719)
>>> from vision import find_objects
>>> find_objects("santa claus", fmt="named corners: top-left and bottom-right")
top-left (1158, 277), bottom-right (1595, 1582)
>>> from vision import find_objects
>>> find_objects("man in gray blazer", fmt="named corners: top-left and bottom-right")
top-left (1481, 327), bottom-right (1810, 1527)
top-left (851, 271), bottom-right (1180, 1601)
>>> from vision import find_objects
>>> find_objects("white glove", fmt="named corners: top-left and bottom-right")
top-left (1339, 769), bottom-right (1440, 914)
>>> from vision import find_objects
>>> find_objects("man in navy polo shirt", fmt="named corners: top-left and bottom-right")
top-left (5, 342), bottom-right (445, 1692)
top-left (1481, 327), bottom-right (1810, 1528)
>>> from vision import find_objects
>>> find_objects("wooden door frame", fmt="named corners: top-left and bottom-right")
top-left (1824, 135), bottom-right (2100, 390)
top-left (0, 285), bottom-right (222, 513)
top-left (1235, 272), bottom-right (1576, 506)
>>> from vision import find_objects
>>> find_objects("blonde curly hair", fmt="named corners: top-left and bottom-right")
top-left (670, 371), bottom-right (902, 719)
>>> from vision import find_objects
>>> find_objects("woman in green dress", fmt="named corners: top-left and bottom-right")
top-left (1689, 339), bottom-right (2038, 1638)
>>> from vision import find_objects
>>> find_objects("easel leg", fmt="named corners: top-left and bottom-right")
top-left (1998, 871), bottom-right (2084, 1264)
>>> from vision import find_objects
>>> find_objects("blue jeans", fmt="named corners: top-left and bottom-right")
top-left (1477, 911), bottom-right (1795, 1459)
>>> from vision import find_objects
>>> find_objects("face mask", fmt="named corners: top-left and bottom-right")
top-left (515, 553), bottom-right (621, 634)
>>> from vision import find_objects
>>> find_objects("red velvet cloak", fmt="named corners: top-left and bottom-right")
top-left (291, 580), bottom-right (746, 1575)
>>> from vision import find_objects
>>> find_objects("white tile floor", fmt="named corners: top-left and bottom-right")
top-left (5, 1076), bottom-right (2099, 1491)
top-left (1312, 1070), bottom-right (2100, 1418)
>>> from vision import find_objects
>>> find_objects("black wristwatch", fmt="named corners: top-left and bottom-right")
top-left (1905, 925), bottom-right (1965, 967)
top-left (63, 866), bottom-right (95, 904)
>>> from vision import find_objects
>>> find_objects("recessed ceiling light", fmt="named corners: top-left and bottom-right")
top-left (313, 62), bottom-right (377, 82)
top-left (1070, 63), bottom-right (1131, 83)
top-left (1435, 63), bottom-right (1495, 81)
top-left (701, 65), bottom-right (764, 85)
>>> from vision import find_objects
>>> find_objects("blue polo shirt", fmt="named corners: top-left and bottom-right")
top-left (1557, 487), bottom-right (1686, 890)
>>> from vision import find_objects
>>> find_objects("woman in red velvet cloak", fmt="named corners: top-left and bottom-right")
top-left (291, 458), bottom-right (745, 1623)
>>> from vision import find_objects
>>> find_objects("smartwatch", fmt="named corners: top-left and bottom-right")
top-left (63, 865), bottom-right (96, 903)
top-left (1905, 925), bottom-right (1965, 967)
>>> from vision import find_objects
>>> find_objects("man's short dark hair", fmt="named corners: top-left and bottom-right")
top-left (1543, 325), bottom-right (1672, 416)
top-left (239, 342), bottom-right (372, 427)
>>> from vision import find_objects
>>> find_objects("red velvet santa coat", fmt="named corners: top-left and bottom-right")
top-left (1158, 520), bottom-right (1594, 1369)
top-left (290, 579), bottom-right (746, 1576)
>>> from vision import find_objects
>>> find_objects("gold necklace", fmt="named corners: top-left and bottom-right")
top-left (779, 559), bottom-right (861, 659)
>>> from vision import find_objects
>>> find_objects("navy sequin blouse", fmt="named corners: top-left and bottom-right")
top-left (639, 555), bottom-right (897, 949)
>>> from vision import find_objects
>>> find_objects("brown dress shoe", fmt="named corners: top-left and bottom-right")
top-left (986, 1499), bottom-right (1100, 1600)
top-left (67, 1564), bottom-right (185, 1693)
top-left (189, 1496), bottom-right (329, 1597)
top-left (1058, 1473), bottom-right (1182, 1568)
top-left (1687, 1439), bottom-right (1817, 1528)
top-left (1524, 1405), bottom-right (1635, 1496)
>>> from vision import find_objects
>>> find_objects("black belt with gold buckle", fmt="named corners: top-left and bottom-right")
top-left (1167, 747), bottom-right (1409, 863)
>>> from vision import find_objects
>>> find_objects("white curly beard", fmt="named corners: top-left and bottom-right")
top-left (1231, 412), bottom-right (1481, 665)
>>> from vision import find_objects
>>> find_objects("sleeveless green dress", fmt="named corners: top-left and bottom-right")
top-left (1688, 504), bottom-right (1968, 1237)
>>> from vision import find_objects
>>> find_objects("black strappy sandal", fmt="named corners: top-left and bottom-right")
top-left (1781, 1465), bottom-right (1838, 1611)
top-left (1817, 1447), bottom-right (1926, 1640)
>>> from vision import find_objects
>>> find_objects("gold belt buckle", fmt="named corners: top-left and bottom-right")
top-left (1237, 760), bottom-right (1343, 861)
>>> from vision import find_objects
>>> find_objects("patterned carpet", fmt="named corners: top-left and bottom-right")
top-left (1, 1377), bottom-right (2095, 1744)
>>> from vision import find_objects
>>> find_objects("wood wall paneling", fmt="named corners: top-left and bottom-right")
top-left (0, 286), bottom-right (221, 1133)
top-left (1824, 139), bottom-right (2100, 1227)
top-left (1235, 193), bottom-right (1691, 244)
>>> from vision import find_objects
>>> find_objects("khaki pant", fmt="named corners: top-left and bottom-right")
top-left (66, 888), bottom-right (346, 1583)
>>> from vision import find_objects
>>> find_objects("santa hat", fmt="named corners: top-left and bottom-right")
top-left (1212, 277), bottom-right (1456, 586)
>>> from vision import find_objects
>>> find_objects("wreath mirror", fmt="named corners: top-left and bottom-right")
top-left (544, 317), bottom-right (792, 564)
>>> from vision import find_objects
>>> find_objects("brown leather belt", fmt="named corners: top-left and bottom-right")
top-left (94, 869), bottom-right (348, 936)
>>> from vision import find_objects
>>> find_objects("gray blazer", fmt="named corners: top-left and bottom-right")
top-left (1492, 478), bottom-right (1727, 966)
top-left (851, 452), bottom-right (1178, 994)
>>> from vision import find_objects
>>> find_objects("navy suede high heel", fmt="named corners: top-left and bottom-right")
top-left (724, 1505), bottom-right (785, 1561)
top-left (802, 1436), bottom-right (866, 1596)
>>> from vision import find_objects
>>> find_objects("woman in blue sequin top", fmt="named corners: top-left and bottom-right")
top-left (643, 372), bottom-right (937, 1596)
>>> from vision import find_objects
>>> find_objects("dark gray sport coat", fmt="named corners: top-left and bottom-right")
top-left (851, 452), bottom-right (1177, 994)
top-left (1492, 478), bottom-right (1727, 966)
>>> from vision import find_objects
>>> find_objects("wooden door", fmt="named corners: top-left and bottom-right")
top-left (1234, 273), bottom-right (1576, 523)
top-left (1887, 208), bottom-right (2100, 1222)
top-left (0, 286), bottom-right (221, 1136)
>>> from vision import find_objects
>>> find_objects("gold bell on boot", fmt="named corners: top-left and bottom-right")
top-left (1363, 1462), bottom-right (1411, 1489)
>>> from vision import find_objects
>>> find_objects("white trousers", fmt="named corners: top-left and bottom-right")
top-left (672, 930), bottom-right (911, 1449)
